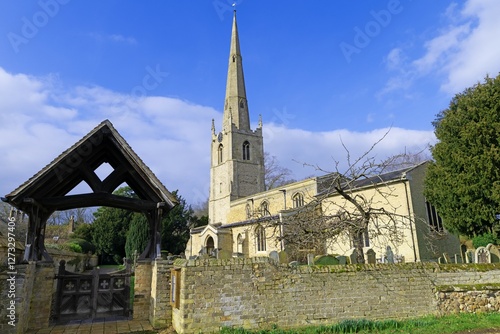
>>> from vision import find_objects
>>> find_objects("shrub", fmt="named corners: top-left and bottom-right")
top-left (66, 242), bottom-right (83, 253)
top-left (68, 238), bottom-right (96, 254)
top-left (472, 233), bottom-right (498, 248)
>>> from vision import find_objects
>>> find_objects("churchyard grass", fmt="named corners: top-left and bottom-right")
top-left (219, 313), bottom-right (500, 334)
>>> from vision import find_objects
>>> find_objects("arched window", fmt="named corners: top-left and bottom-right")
top-left (260, 201), bottom-right (270, 216)
top-left (242, 141), bottom-right (250, 160)
top-left (205, 236), bottom-right (215, 256)
top-left (292, 193), bottom-right (304, 208)
top-left (255, 225), bottom-right (266, 252)
top-left (218, 144), bottom-right (223, 164)
top-left (245, 204), bottom-right (252, 219)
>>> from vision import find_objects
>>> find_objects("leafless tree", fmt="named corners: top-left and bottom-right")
top-left (264, 152), bottom-right (296, 190)
top-left (268, 131), bottom-right (422, 264)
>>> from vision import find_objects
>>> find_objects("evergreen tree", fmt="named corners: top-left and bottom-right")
top-left (161, 190), bottom-right (204, 255)
top-left (425, 74), bottom-right (500, 237)
top-left (125, 213), bottom-right (149, 259)
top-left (92, 187), bottom-right (137, 264)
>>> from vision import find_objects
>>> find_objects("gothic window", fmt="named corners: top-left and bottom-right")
top-left (205, 236), bottom-right (215, 256)
top-left (255, 225), bottom-right (266, 252)
top-left (260, 201), bottom-right (270, 216)
top-left (245, 204), bottom-right (252, 219)
top-left (218, 144), bottom-right (223, 164)
top-left (239, 99), bottom-right (244, 108)
top-left (292, 193), bottom-right (305, 208)
top-left (351, 228), bottom-right (370, 248)
top-left (243, 141), bottom-right (250, 160)
top-left (425, 200), bottom-right (444, 232)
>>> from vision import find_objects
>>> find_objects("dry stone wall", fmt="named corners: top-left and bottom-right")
top-left (173, 258), bottom-right (500, 334)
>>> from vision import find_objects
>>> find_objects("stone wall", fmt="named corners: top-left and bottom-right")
top-left (172, 258), bottom-right (500, 334)
top-left (133, 259), bottom-right (173, 329)
top-left (0, 262), bottom-right (55, 334)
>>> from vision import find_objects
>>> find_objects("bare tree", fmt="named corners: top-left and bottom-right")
top-left (264, 152), bottom-right (296, 190)
top-left (381, 148), bottom-right (431, 172)
top-left (269, 132), bottom-right (420, 264)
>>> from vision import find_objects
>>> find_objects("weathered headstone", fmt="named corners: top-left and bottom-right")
top-left (289, 261), bottom-right (299, 267)
top-left (313, 255), bottom-right (339, 265)
top-left (365, 248), bottom-right (376, 264)
top-left (442, 252), bottom-right (451, 264)
top-left (465, 249), bottom-right (474, 263)
top-left (307, 253), bottom-right (315, 266)
top-left (454, 254), bottom-right (462, 263)
top-left (278, 250), bottom-right (289, 264)
top-left (269, 250), bottom-right (279, 263)
top-left (336, 255), bottom-right (347, 265)
top-left (460, 244), bottom-right (467, 263)
top-left (475, 246), bottom-right (491, 263)
top-left (486, 244), bottom-right (500, 263)
top-left (385, 246), bottom-right (394, 263)
top-left (347, 248), bottom-right (358, 264)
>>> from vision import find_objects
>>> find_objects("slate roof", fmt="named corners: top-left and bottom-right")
top-left (316, 161), bottom-right (428, 197)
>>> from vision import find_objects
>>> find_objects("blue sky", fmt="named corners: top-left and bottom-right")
top-left (1, 1), bottom-right (499, 206)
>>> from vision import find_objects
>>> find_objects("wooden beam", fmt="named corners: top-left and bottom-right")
top-left (37, 193), bottom-right (158, 212)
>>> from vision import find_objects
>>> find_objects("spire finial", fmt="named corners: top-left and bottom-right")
top-left (232, 1), bottom-right (236, 11)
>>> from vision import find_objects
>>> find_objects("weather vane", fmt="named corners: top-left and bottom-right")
top-left (232, 2), bottom-right (236, 10)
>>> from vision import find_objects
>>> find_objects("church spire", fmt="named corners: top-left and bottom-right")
top-left (223, 10), bottom-right (250, 131)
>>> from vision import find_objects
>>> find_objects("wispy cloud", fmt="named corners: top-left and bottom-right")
top-left (87, 32), bottom-right (138, 45)
top-left (379, 0), bottom-right (500, 97)
top-left (0, 67), bottom-right (435, 205)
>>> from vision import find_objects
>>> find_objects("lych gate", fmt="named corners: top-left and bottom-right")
top-left (2, 120), bottom-right (177, 330)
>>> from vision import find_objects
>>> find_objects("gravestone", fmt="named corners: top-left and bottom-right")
top-left (486, 244), bottom-right (500, 263)
top-left (313, 255), bottom-right (339, 265)
top-left (278, 250), bottom-right (289, 264)
top-left (365, 248), bottom-right (376, 264)
top-left (289, 261), bottom-right (299, 267)
top-left (460, 244), bottom-right (467, 263)
top-left (475, 247), bottom-right (491, 263)
top-left (347, 248), bottom-right (358, 264)
top-left (336, 256), bottom-right (347, 265)
top-left (465, 249), bottom-right (474, 263)
top-left (307, 253), bottom-right (315, 266)
top-left (442, 252), bottom-right (451, 264)
top-left (269, 251), bottom-right (279, 264)
top-left (454, 254), bottom-right (462, 263)
top-left (385, 246), bottom-right (394, 263)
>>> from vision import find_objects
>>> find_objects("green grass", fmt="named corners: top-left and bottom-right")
top-left (219, 313), bottom-right (500, 334)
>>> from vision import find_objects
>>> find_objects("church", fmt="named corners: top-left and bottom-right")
top-left (186, 11), bottom-right (460, 263)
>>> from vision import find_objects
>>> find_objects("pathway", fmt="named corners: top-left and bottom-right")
top-left (26, 318), bottom-right (155, 334)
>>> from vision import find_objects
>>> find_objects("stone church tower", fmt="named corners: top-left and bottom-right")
top-left (209, 11), bottom-right (265, 225)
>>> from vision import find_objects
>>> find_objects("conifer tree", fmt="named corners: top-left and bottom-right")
top-left (425, 74), bottom-right (500, 237)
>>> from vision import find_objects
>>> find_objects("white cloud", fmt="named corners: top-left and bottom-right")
top-left (0, 67), bottom-right (435, 206)
top-left (380, 0), bottom-right (500, 97)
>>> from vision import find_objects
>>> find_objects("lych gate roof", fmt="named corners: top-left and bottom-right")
top-left (4, 119), bottom-right (177, 212)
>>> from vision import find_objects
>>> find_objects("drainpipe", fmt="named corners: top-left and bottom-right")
top-left (403, 175), bottom-right (418, 262)
top-left (279, 189), bottom-right (287, 251)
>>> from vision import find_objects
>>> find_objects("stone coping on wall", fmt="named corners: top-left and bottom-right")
top-left (173, 256), bottom-right (500, 273)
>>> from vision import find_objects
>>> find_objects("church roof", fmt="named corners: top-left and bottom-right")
top-left (316, 161), bottom-right (429, 198)
top-left (4, 119), bottom-right (177, 212)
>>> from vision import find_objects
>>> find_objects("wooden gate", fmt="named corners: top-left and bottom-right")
top-left (52, 260), bottom-right (132, 324)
